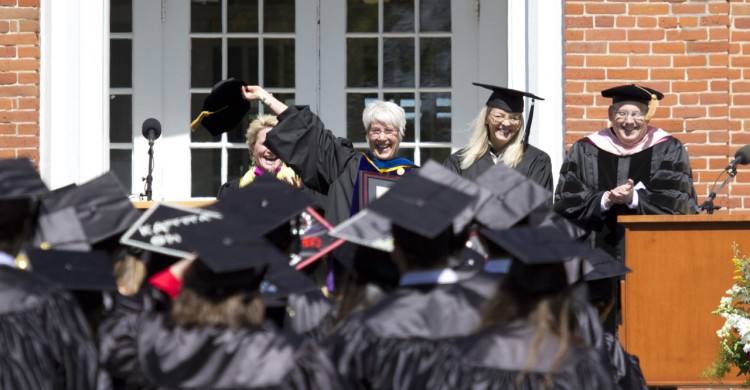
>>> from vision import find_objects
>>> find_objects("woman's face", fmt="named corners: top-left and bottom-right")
top-left (608, 101), bottom-right (649, 146)
top-left (252, 127), bottom-right (282, 172)
top-left (366, 120), bottom-right (401, 160)
top-left (486, 108), bottom-right (522, 149)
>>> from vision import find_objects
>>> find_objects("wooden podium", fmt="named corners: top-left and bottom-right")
top-left (619, 214), bottom-right (750, 386)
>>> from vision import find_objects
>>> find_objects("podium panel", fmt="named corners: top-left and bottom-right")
top-left (619, 214), bottom-right (750, 386)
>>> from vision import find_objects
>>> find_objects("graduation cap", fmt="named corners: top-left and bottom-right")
top-left (120, 202), bottom-right (224, 258)
top-left (601, 84), bottom-right (664, 121)
top-left (331, 241), bottom-right (400, 288)
top-left (473, 82), bottom-right (544, 145)
top-left (524, 207), bottom-right (588, 240)
top-left (328, 208), bottom-right (394, 252)
top-left (473, 163), bottom-right (551, 230)
top-left (367, 173), bottom-right (476, 239)
top-left (190, 78), bottom-right (250, 136)
top-left (479, 226), bottom-right (594, 294)
top-left (582, 247), bottom-right (631, 282)
top-left (33, 207), bottom-right (91, 251)
top-left (37, 172), bottom-right (140, 245)
top-left (212, 174), bottom-right (314, 237)
top-left (26, 248), bottom-right (116, 292)
top-left (0, 158), bottom-right (49, 201)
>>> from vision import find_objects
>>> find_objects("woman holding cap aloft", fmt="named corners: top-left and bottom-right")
top-left (444, 83), bottom-right (553, 191)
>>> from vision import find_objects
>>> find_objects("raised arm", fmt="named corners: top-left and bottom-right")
top-left (242, 85), bottom-right (288, 116)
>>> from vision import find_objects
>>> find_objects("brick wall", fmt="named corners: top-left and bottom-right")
top-left (565, 0), bottom-right (750, 213)
top-left (0, 0), bottom-right (40, 165)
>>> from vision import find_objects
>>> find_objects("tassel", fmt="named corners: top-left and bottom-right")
top-left (190, 111), bottom-right (212, 132)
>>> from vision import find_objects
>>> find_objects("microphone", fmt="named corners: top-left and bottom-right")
top-left (726, 144), bottom-right (750, 171)
top-left (141, 118), bottom-right (162, 142)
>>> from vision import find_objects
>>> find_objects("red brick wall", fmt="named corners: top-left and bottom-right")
top-left (0, 0), bottom-right (39, 165)
top-left (565, 0), bottom-right (750, 213)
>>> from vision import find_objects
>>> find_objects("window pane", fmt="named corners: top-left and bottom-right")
top-left (383, 93), bottom-right (415, 142)
top-left (396, 147), bottom-right (414, 162)
top-left (420, 38), bottom-right (451, 87)
top-left (191, 0), bottom-right (222, 33)
top-left (264, 38), bottom-right (295, 88)
top-left (110, 149), bottom-right (132, 192)
top-left (228, 0), bottom-right (259, 33)
top-left (264, 0), bottom-right (295, 33)
top-left (228, 38), bottom-right (259, 84)
top-left (420, 0), bottom-right (450, 32)
top-left (190, 93), bottom-right (222, 143)
top-left (191, 38), bottom-right (222, 88)
top-left (191, 149), bottom-right (221, 197)
top-left (347, 38), bottom-right (378, 88)
top-left (110, 0), bottom-right (132, 33)
top-left (346, 93), bottom-right (377, 142)
top-left (347, 0), bottom-right (378, 33)
top-left (227, 148), bottom-right (251, 181)
top-left (421, 93), bottom-right (451, 142)
top-left (383, 38), bottom-right (414, 88)
top-left (109, 94), bottom-right (132, 143)
top-left (110, 39), bottom-right (132, 88)
top-left (420, 148), bottom-right (451, 165)
top-left (384, 0), bottom-right (414, 33)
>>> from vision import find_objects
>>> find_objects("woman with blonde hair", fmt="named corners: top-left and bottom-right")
top-left (444, 83), bottom-right (553, 190)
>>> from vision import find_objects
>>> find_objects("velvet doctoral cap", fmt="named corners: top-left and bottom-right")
top-left (190, 78), bottom-right (251, 136)
top-left (601, 84), bottom-right (664, 121)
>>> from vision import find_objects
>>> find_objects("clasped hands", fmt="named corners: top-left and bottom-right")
top-left (603, 179), bottom-right (634, 208)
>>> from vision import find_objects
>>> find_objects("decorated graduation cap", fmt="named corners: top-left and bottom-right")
top-left (27, 248), bottom-right (117, 292)
top-left (473, 163), bottom-right (551, 230)
top-left (601, 84), bottom-right (664, 122)
top-left (368, 173), bottom-right (476, 239)
top-left (190, 78), bottom-right (251, 136)
top-left (473, 82), bottom-right (545, 145)
top-left (480, 226), bottom-right (594, 294)
top-left (0, 158), bottom-right (49, 201)
top-left (37, 172), bottom-right (140, 246)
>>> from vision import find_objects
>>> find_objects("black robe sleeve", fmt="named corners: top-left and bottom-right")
top-left (265, 106), bottom-right (358, 195)
top-left (635, 138), bottom-right (698, 215)
top-left (443, 153), bottom-right (463, 175)
top-left (519, 144), bottom-right (554, 191)
top-left (603, 332), bottom-right (648, 390)
top-left (553, 140), bottom-right (608, 231)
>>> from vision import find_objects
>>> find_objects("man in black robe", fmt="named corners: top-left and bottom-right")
top-left (0, 158), bottom-right (99, 389)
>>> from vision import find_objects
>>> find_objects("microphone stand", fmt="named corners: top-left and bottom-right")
top-left (698, 167), bottom-right (737, 214)
top-left (141, 138), bottom-right (155, 201)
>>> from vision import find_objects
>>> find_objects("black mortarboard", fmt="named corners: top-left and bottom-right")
top-left (190, 78), bottom-right (250, 136)
top-left (473, 163), bottom-right (551, 230)
top-left (329, 209), bottom-right (394, 252)
top-left (368, 173), bottom-right (476, 239)
top-left (601, 84), bottom-right (664, 121)
top-left (212, 174), bottom-right (314, 236)
top-left (473, 82), bottom-right (544, 145)
top-left (27, 248), bottom-right (116, 292)
top-left (0, 158), bottom-right (48, 200)
top-left (331, 242), bottom-right (400, 288)
top-left (414, 160), bottom-right (492, 233)
top-left (120, 202), bottom-right (224, 258)
top-left (34, 207), bottom-right (91, 251)
top-left (260, 260), bottom-right (319, 307)
top-left (582, 247), bottom-right (631, 281)
top-left (524, 207), bottom-right (588, 240)
top-left (38, 172), bottom-right (140, 245)
top-left (480, 226), bottom-right (594, 294)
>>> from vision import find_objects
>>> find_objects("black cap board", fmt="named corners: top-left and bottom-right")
top-left (37, 172), bottom-right (140, 245)
top-left (473, 163), bottom-right (551, 230)
top-left (27, 248), bottom-right (116, 292)
top-left (582, 247), bottom-right (631, 281)
top-left (328, 208), bottom-right (394, 252)
top-left (0, 158), bottom-right (49, 201)
top-left (34, 207), bottom-right (91, 251)
top-left (190, 78), bottom-right (251, 136)
top-left (473, 82), bottom-right (544, 145)
top-left (601, 84), bottom-right (664, 121)
top-left (331, 241), bottom-right (400, 288)
top-left (367, 173), bottom-right (476, 239)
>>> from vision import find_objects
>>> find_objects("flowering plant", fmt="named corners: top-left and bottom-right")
top-left (703, 244), bottom-right (750, 381)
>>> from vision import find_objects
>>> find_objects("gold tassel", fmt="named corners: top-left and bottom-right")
top-left (190, 111), bottom-right (212, 132)
top-left (634, 85), bottom-right (658, 121)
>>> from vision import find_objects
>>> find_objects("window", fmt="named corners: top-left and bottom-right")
top-left (109, 0), bottom-right (134, 191)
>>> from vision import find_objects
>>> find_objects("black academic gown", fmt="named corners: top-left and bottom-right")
top-left (0, 265), bottom-right (99, 390)
top-left (99, 310), bottom-right (339, 389)
top-left (553, 134), bottom-right (698, 262)
top-left (429, 322), bottom-right (617, 390)
top-left (323, 269), bottom-right (489, 390)
top-left (264, 106), bottom-right (415, 226)
top-left (603, 332), bottom-right (648, 390)
top-left (444, 144), bottom-right (553, 191)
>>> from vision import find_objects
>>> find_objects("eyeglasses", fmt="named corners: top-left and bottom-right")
top-left (367, 127), bottom-right (399, 138)
top-left (615, 111), bottom-right (646, 120)
top-left (488, 113), bottom-right (522, 124)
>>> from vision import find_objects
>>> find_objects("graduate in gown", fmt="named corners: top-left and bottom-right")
top-left (428, 226), bottom-right (616, 390)
top-left (554, 84), bottom-right (698, 263)
top-left (324, 173), bottom-right (493, 389)
top-left (240, 85), bottom-right (418, 226)
top-left (98, 218), bottom-right (339, 389)
top-left (0, 158), bottom-right (99, 390)
top-left (444, 83), bottom-right (553, 191)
